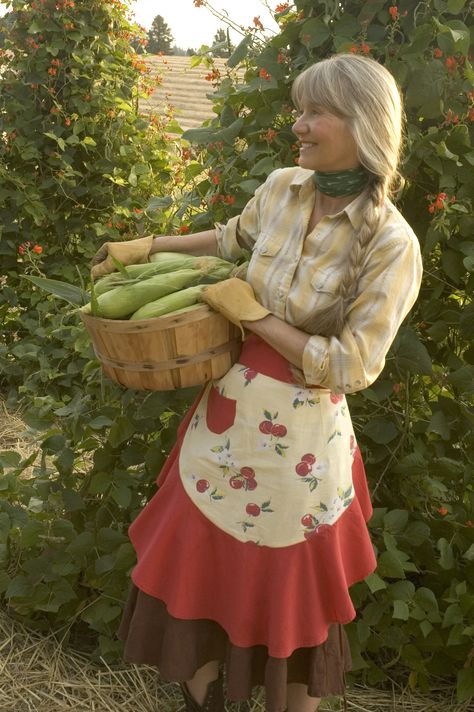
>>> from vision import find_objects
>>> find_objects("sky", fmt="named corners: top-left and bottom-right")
top-left (0, 1), bottom-right (280, 50)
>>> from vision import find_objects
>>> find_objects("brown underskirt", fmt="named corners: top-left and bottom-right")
top-left (117, 584), bottom-right (351, 712)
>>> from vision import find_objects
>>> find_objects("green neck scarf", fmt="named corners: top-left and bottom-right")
top-left (313, 166), bottom-right (370, 197)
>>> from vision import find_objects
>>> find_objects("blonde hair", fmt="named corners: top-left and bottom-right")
top-left (291, 54), bottom-right (404, 338)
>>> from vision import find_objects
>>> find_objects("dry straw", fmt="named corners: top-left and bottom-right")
top-left (0, 609), bottom-right (469, 712)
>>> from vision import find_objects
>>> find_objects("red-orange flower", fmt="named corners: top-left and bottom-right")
top-left (349, 45), bottom-right (358, 54)
top-left (178, 225), bottom-right (190, 233)
top-left (438, 506), bottom-right (448, 516)
top-left (388, 5), bottom-right (398, 21)
top-left (467, 520), bottom-right (473, 528)
top-left (223, 194), bottom-right (235, 205)
top-left (360, 43), bottom-right (370, 55)
top-left (265, 128), bottom-right (277, 142)
top-left (259, 68), bottom-right (271, 81)
top-left (134, 207), bottom-right (142, 214)
top-left (275, 2), bottom-right (289, 12)
top-left (445, 55), bottom-right (457, 74)
top-left (434, 48), bottom-right (443, 58)
top-left (33, 245), bottom-right (43, 254)
top-left (446, 109), bottom-right (459, 124)
top-left (193, 0), bottom-right (204, 6)
top-left (253, 16), bottom-right (264, 30)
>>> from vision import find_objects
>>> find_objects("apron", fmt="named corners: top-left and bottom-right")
top-left (179, 362), bottom-right (357, 548)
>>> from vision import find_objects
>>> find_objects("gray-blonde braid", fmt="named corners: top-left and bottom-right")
top-left (300, 176), bottom-right (388, 339)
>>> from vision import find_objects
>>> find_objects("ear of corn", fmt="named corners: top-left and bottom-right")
top-left (129, 285), bottom-right (205, 321)
top-left (83, 268), bottom-right (202, 319)
top-left (93, 253), bottom-right (198, 295)
top-left (94, 253), bottom-right (235, 296)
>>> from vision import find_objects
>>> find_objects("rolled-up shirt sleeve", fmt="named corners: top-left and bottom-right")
top-left (302, 236), bottom-right (423, 393)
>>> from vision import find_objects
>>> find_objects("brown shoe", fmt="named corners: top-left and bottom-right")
top-left (179, 670), bottom-right (225, 712)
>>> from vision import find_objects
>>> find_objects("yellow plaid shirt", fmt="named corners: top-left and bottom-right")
top-left (215, 167), bottom-right (423, 394)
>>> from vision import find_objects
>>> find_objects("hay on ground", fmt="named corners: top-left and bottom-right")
top-left (0, 608), bottom-right (469, 712)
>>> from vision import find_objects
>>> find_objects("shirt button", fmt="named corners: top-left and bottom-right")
top-left (355, 380), bottom-right (361, 386)
top-left (260, 247), bottom-right (267, 254)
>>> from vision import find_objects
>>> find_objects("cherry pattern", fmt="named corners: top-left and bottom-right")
top-left (295, 452), bottom-right (323, 491)
top-left (258, 409), bottom-right (289, 457)
top-left (240, 366), bottom-right (259, 386)
top-left (300, 482), bottom-right (354, 538)
top-left (240, 499), bottom-right (274, 533)
top-left (180, 364), bottom-right (357, 547)
top-left (194, 477), bottom-right (225, 501)
top-left (229, 466), bottom-right (258, 491)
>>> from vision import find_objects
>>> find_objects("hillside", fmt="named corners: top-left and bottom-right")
top-left (139, 55), bottom-right (231, 132)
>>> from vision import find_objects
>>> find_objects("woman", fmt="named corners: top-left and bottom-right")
top-left (92, 54), bottom-right (423, 712)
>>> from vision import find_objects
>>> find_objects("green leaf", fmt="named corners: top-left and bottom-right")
top-left (228, 35), bottom-right (253, 68)
top-left (448, 365), bottom-right (474, 394)
top-left (427, 410), bottom-right (450, 440)
top-left (457, 668), bottom-right (474, 702)
top-left (384, 509), bottom-right (409, 533)
top-left (463, 543), bottom-right (474, 562)
top-left (365, 572), bottom-right (387, 593)
top-left (393, 600), bottom-right (409, 620)
top-left (419, 620), bottom-right (433, 638)
top-left (393, 328), bottom-right (432, 375)
top-left (146, 195), bottom-right (173, 211)
top-left (447, 0), bottom-right (465, 12)
top-left (437, 538), bottom-right (455, 569)
top-left (299, 19), bottom-right (330, 48)
top-left (377, 551), bottom-right (405, 579)
top-left (363, 418), bottom-right (398, 444)
top-left (21, 276), bottom-right (88, 306)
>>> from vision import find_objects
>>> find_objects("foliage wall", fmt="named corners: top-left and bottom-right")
top-left (0, 0), bottom-right (473, 702)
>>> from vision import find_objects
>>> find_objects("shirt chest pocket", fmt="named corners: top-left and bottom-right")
top-left (310, 268), bottom-right (342, 297)
top-left (252, 233), bottom-right (284, 259)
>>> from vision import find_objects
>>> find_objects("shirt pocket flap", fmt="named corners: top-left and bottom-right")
top-left (310, 268), bottom-right (341, 295)
top-left (253, 233), bottom-right (283, 257)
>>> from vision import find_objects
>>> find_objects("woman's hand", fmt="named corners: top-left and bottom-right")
top-left (201, 278), bottom-right (270, 338)
top-left (90, 235), bottom-right (154, 280)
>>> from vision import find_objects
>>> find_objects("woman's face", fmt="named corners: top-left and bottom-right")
top-left (292, 103), bottom-right (359, 172)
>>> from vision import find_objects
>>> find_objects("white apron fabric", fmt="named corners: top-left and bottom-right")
top-left (179, 364), bottom-right (357, 547)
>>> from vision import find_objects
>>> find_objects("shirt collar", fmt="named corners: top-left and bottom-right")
top-left (289, 168), bottom-right (368, 230)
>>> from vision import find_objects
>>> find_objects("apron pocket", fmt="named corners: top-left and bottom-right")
top-left (206, 386), bottom-right (237, 434)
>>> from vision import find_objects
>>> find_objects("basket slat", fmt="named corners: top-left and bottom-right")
top-left (80, 305), bottom-right (241, 391)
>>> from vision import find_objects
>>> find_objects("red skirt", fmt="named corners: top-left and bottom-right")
top-left (118, 336), bottom-right (376, 704)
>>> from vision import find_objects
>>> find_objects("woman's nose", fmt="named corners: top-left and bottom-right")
top-left (292, 116), bottom-right (305, 136)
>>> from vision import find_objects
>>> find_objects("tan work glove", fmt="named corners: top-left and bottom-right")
top-left (90, 235), bottom-right (154, 281)
top-left (201, 278), bottom-right (271, 338)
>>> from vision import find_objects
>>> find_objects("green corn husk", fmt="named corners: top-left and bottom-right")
top-left (129, 285), bottom-right (205, 321)
top-left (93, 253), bottom-right (234, 296)
top-left (81, 268), bottom-right (202, 319)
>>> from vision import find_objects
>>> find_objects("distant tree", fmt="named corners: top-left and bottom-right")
top-left (147, 14), bottom-right (174, 55)
top-left (186, 47), bottom-right (197, 56)
top-left (211, 27), bottom-right (234, 58)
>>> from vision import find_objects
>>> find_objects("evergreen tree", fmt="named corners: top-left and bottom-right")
top-left (147, 14), bottom-right (174, 55)
top-left (211, 27), bottom-right (233, 58)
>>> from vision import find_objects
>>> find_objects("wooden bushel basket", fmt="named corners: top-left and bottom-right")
top-left (80, 305), bottom-right (242, 391)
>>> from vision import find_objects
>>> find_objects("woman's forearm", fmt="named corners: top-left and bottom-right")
top-left (242, 315), bottom-right (311, 371)
top-left (150, 230), bottom-right (218, 257)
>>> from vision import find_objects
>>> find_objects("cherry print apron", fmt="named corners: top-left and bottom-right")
top-left (179, 363), bottom-right (357, 548)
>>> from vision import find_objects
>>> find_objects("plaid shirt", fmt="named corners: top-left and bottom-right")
top-left (215, 167), bottom-right (423, 394)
